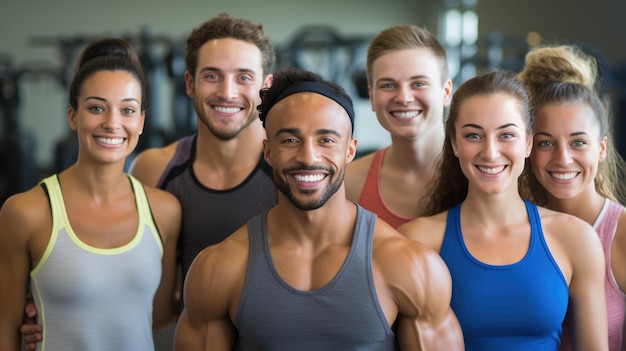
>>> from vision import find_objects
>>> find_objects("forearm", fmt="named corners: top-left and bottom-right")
top-left (0, 325), bottom-right (22, 351)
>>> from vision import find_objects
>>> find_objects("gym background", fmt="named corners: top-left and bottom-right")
top-left (1, 0), bottom-right (625, 349)
top-left (1, 0), bottom-right (625, 206)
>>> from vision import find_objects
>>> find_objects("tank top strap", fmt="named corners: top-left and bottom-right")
top-left (523, 200), bottom-right (542, 251)
top-left (246, 212), bottom-right (268, 267)
top-left (41, 175), bottom-right (69, 235)
top-left (353, 204), bottom-right (376, 261)
top-left (128, 174), bottom-right (163, 253)
top-left (359, 148), bottom-right (386, 203)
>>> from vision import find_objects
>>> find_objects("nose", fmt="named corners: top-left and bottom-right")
top-left (481, 138), bottom-right (500, 161)
top-left (296, 139), bottom-right (322, 165)
top-left (102, 109), bottom-right (121, 130)
top-left (216, 78), bottom-right (238, 100)
top-left (394, 84), bottom-right (414, 105)
top-left (553, 144), bottom-right (573, 166)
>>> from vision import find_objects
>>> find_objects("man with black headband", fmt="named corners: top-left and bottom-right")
top-left (175, 67), bottom-right (464, 350)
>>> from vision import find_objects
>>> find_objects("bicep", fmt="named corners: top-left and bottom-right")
top-left (393, 243), bottom-right (463, 349)
top-left (174, 309), bottom-right (236, 351)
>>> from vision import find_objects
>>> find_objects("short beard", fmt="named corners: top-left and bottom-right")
top-left (274, 166), bottom-right (345, 211)
top-left (195, 100), bottom-right (256, 141)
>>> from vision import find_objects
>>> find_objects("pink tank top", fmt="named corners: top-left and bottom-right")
top-left (559, 198), bottom-right (625, 351)
top-left (358, 148), bottom-right (412, 229)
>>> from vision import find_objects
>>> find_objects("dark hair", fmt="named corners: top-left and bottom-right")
top-left (185, 13), bottom-right (275, 77)
top-left (518, 45), bottom-right (626, 205)
top-left (366, 24), bottom-right (449, 85)
top-left (257, 66), bottom-right (354, 133)
top-left (69, 38), bottom-right (145, 111)
top-left (424, 70), bottom-right (532, 215)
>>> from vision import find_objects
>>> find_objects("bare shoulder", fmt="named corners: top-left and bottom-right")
top-left (129, 141), bottom-right (180, 187)
top-left (397, 211), bottom-right (448, 253)
top-left (538, 206), bottom-right (598, 249)
top-left (345, 151), bottom-right (377, 202)
top-left (0, 185), bottom-right (51, 244)
top-left (142, 185), bottom-right (182, 241)
top-left (372, 220), bottom-right (452, 315)
top-left (538, 206), bottom-right (603, 279)
top-left (373, 219), bottom-right (450, 287)
top-left (184, 227), bottom-right (250, 313)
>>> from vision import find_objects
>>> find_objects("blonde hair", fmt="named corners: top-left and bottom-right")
top-left (518, 45), bottom-right (626, 205)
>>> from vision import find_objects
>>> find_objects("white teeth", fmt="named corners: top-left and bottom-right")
top-left (293, 174), bottom-right (325, 182)
top-left (392, 111), bottom-right (419, 119)
top-left (477, 166), bottom-right (504, 174)
top-left (550, 172), bottom-right (578, 180)
top-left (214, 106), bottom-right (241, 114)
top-left (95, 137), bottom-right (124, 145)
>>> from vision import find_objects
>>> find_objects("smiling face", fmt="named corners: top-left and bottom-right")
top-left (452, 93), bottom-right (532, 196)
top-left (263, 92), bottom-right (357, 211)
top-left (369, 48), bottom-right (452, 140)
top-left (531, 102), bottom-right (607, 201)
top-left (185, 37), bottom-right (271, 140)
top-left (69, 70), bottom-right (144, 164)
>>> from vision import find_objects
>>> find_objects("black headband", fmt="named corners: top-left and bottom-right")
top-left (270, 81), bottom-right (354, 132)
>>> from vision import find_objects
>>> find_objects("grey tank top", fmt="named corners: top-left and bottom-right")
top-left (234, 206), bottom-right (397, 351)
top-left (157, 135), bottom-right (277, 278)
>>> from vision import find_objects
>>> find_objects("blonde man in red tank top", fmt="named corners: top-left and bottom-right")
top-left (345, 25), bottom-right (452, 228)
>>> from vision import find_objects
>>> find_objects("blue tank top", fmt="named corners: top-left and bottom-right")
top-left (441, 200), bottom-right (568, 351)
top-left (233, 206), bottom-right (397, 351)
top-left (157, 135), bottom-right (277, 278)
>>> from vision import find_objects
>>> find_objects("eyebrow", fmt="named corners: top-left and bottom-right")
top-left (461, 123), bottom-right (518, 130)
top-left (198, 66), bottom-right (257, 75)
top-left (275, 127), bottom-right (342, 138)
top-left (83, 96), bottom-right (140, 104)
top-left (376, 75), bottom-right (431, 83)
top-left (535, 130), bottom-right (590, 138)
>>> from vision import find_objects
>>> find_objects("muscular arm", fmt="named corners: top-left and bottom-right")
top-left (375, 224), bottom-right (463, 351)
top-left (129, 142), bottom-right (178, 187)
top-left (146, 187), bottom-right (183, 330)
top-left (396, 243), bottom-right (463, 350)
top-left (174, 233), bottom-right (248, 351)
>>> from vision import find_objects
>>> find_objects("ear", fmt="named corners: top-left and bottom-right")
top-left (525, 134), bottom-right (533, 158)
top-left (140, 111), bottom-right (146, 135)
top-left (598, 136), bottom-right (608, 162)
top-left (346, 137), bottom-right (358, 163)
top-left (184, 70), bottom-right (195, 98)
top-left (263, 138), bottom-right (272, 166)
top-left (450, 138), bottom-right (458, 157)
top-left (263, 73), bottom-right (273, 89)
top-left (442, 79), bottom-right (453, 107)
top-left (68, 106), bottom-right (77, 131)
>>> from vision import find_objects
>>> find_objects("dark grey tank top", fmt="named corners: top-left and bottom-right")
top-left (234, 206), bottom-right (397, 351)
top-left (157, 135), bottom-right (277, 278)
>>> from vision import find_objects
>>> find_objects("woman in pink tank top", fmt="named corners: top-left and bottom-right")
top-left (519, 44), bottom-right (626, 351)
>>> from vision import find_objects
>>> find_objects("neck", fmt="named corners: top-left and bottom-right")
top-left (387, 128), bottom-right (444, 170)
top-left (269, 190), bottom-right (357, 245)
top-left (462, 187), bottom-right (527, 226)
top-left (195, 119), bottom-right (265, 169)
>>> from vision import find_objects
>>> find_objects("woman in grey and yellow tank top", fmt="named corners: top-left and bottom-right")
top-left (0, 38), bottom-right (181, 351)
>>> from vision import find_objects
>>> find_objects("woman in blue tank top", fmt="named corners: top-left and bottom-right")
top-left (398, 71), bottom-right (608, 350)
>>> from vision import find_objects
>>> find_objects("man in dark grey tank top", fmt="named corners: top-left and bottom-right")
top-left (175, 67), bottom-right (464, 350)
